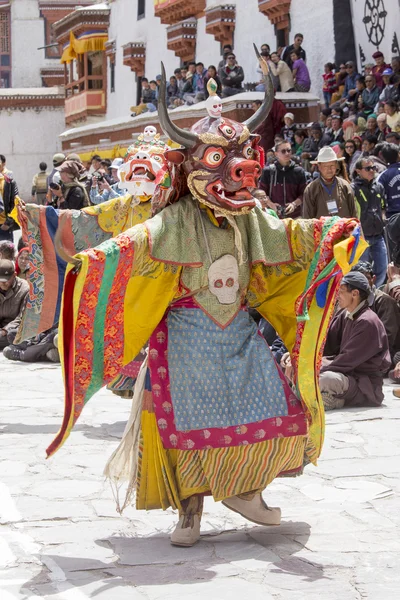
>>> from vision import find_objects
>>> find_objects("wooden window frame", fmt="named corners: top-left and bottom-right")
top-left (0, 7), bottom-right (11, 88)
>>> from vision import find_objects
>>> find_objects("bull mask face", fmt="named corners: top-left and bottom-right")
top-left (118, 134), bottom-right (170, 201)
top-left (157, 49), bottom-right (274, 215)
top-left (166, 118), bottom-right (262, 214)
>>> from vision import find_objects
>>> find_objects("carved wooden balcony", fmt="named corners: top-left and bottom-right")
top-left (167, 18), bottom-right (197, 62)
top-left (154, 0), bottom-right (205, 25)
top-left (258, 0), bottom-right (291, 29)
top-left (205, 4), bottom-right (235, 47)
top-left (122, 42), bottom-right (146, 77)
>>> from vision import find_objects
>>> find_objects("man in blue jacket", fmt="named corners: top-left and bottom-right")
top-left (378, 143), bottom-right (400, 218)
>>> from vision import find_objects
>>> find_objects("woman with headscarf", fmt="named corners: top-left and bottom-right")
top-left (51, 160), bottom-right (90, 210)
top-left (15, 247), bottom-right (30, 280)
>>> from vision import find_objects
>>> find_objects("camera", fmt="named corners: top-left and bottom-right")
top-left (49, 182), bottom-right (60, 190)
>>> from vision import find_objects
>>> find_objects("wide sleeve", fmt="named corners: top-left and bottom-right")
top-left (247, 216), bottom-right (367, 463)
top-left (15, 195), bottom-right (151, 343)
top-left (47, 224), bottom-right (182, 457)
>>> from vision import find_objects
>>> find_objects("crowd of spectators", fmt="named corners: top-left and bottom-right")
top-left (130, 34), bottom-right (311, 116)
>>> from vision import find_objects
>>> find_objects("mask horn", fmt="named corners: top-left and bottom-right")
top-left (158, 62), bottom-right (198, 148)
top-left (243, 44), bottom-right (274, 133)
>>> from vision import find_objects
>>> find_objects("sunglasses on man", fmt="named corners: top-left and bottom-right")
top-left (277, 149), bottom-right (292, 154)
top-left (363, 166), bottom-right (376, 171)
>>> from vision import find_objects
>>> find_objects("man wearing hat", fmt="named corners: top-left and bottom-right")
top-left (47, 152), bottom-right (65, 206)
top-left (302, 146), bottom-right (357, 219)
top-left (301, 122), bottom-right (324, 170)
top-left (319, 271), bottom-right (391, 410)
top-left (0, 259), bottom-right (29, 350)
top-left (372, 51), bottom-right (390, 90)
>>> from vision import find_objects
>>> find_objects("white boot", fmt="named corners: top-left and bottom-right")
top-left (170, 495), bottom-right (203, 547)
top-left (170, 514), bottom-right (201, 547)
top-left (222, 493), bottom-right (281, 526)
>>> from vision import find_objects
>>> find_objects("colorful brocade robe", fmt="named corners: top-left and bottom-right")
top-left (47, 195), bottom-right (366, 470)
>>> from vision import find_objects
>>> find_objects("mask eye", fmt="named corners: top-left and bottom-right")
top-left (219, 123), bottom-right (235, 138)
top-left (202, 146), bottom-right (226, 168)
top-left (242, 143), bottom-right (254, 159)
top-left (152, 155), bottom-right (162, 162)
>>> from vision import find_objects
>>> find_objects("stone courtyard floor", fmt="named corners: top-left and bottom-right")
top-left (1, 354), bottom-right (400, 599)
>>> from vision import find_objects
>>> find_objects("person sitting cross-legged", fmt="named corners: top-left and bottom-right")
top-left (320, 272), bottom-right (391, 411)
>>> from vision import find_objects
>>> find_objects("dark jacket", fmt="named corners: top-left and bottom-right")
top-left (322, 128), bottom-right (344, 145)
top-left (281, 44), bottom-right (306, 70)
top-left (351, 176), bottom-right (386, 236)
top-left (322, 303), bottom-right (391, 406)
top-left (219, 65), bottom-right (244, 90)
top-left (60, 185), bottom-right (87, 210)
top-left (1, 174), bottom-right (19, 230)
top-left (378, 162), bottom-right (400, 217)
top-left (0, 277), bottom-right (29, 332)
top-left (302, 135), bottom-right (324, 160)
top-left (260, 160), bottom-right (307, 218)
top-left (142, 86), bottom-right (156, 104)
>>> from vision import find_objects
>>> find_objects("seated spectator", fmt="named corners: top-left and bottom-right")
top-left (301, 122), bottom-right (324, 169)
top-left (376, 113), bottom-right (390, 142)
top-left (322, 62), bottom-right (337, 108)
top-left (360, 75), bottom-right (380, 117)
top-left (204, 65), bottom-right (222, 97)
top-left (386, 131), bottom-right (400, 145)
top-left (320, 272), bottom-right (391, 410)
top-left (89, 158), bottom-right (126, 205)
top-left (352, 157), bottom-right (388, 286)
top-left (343, 117), bottom-right (357, 141)
top-left (268, 52), bottom-right (295, 92)
top-left (341, 61), bottom-right (359, 104)
top-left (377, 69), bottom-right (399, 107)
top-left (320, 107), bottom-right (332, 127)
top-left (377, 143), bottom-right (400, 217)
top-left (219, 52), bottom-right (244, 97)
top-left (0, 240), bottom-right (15, 261)
top-left (3, 326), bottom-right (59, 363)
top-left (174, 68), bottom-right (186, 96)
top-left (166, 75), bottom-right (180, 108)
top-left (362, 134), bottom-right (378, 156)
top-left (302, 146), bottom-right (357, 218)
top-left (130, 78), bottom-right (157, 116)
top-left (349, 76), bottom-right (366, 112)
top-left (0, 259), bottom-right (29, 350)
top-left (326, 115), bottom-right (344, 143)
top-left (259, 139), bottom-right (307, 218)
top-left (183, 62), bottom-right (207, 104)
top-left (294, 129), bottom-right (307, 156)
top-left (384, 100), bottom-right (400, 132)
top-left (370, 141), bottom-right (391, 174)
top-left (331, 63), bottom-right (348, 104)
top-left (281, 113), bottom-right (296, 146)
top-left (290, 49), bottom-right (311, 92)
top-left (281, 33), bottom-right (306, 69)
top-left (364, 113), bottom-right (379, 137)
top-left (15, 247), bottom-right (30, 281)
top-left (352, 262), bottom-right (400, 362)
top-left (372, 51), bottom-right (390, 90)
top-left (344, 139), bottom-right (362, 176)
top-left (364, 63), bottom-right (374, 76)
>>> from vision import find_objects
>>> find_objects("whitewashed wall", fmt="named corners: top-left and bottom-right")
top-left (106, 0), bottom-right (180, 120)
top-left (290, 0), bottom-right (335, 99)
top-left (11, 0), bottom-right (61, 88)
top-left (350, 0), bottom-right (400, 68)
top-left (0, 108), bottom-right (64, 198)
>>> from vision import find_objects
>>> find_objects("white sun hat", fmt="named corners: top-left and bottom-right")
top-left (111, 157), bottom-right (124, 169)
top-left (311, 146), bottom-right (345, 164)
